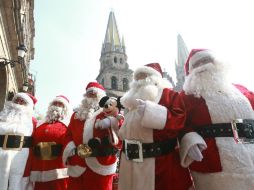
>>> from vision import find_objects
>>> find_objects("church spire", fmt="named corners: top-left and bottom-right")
top-left (102, 11), bottom-right (123, 54)
top-left (174, 34), bottom-right (189, 91)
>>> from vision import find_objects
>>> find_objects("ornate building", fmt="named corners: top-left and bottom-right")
top-left (174, 34), bottom-right (189, 91)
top-left (0, 0), bottom-right (35, 110)
top-left (96, 11), bottom-right (133, 97)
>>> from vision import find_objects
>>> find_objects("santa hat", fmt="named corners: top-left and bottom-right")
top-left (185, 49), bottom-right (214, 75)
top-left (85, 82), bottom-right (106, 97)
top-left (13, 92), bottom-right (37, 109)
top-left (134, 63), bottom-right (163, 79)
top-left (51, 95), bottom-right (70, 108)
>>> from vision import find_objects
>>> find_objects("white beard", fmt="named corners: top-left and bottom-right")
top-left (183, 62), bottom-right (232, 98)
top-left (74, 97), bottom-right (100, 121)
top-left (121, 75), bottom-right (167, 109)
top-left (45, 105), bottom-right (67, 123)
top-left (0, 102), bottom-right (32, 123)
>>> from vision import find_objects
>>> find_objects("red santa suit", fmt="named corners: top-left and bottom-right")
top-left (180, 49), bottom-right (254, 190)
top-left (62, 82), bottom-right (120, 190)
top-left (0, 93), bottom-right (37, 190)
top-left (29, 95), bottom-right (71, 190)
top-left (118, 63), bottom-right (192, 190)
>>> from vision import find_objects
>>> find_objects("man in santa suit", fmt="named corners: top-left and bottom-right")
top-left (118, 63), bottom-right (193, 190)
top-left (179, 49), bottom-right (254, 190)
top-left (0, 92), bottom-right (37, 190)
top-left (29, 95), bottom-right (72, 190)
top-left (62, 82), bottom-right (120, 190)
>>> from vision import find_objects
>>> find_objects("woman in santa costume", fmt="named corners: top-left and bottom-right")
top-left (29, 95), bottom-right (72, 190)
top-left (118, 63), bottom-right (193, 190)
top-left (179, 49), bottom-right (254, 190)
top-left (0, 92), bottom-right (37, 190)
top-left (62, 82), bottom-right (121, 190)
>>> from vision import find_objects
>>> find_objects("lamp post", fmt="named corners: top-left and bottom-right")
top-left (0, 44), bottom-right (27, 68)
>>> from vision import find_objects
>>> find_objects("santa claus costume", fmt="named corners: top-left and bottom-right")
top-left (0, 92), bottom-right (37, 190)
top-left (118, 63), bottom-right (192, 190)
top-left (180, 49), bottom-right (254, 190)
top-left (62, 82), bottom-right (120, 190)
top-left (30, 95), bottom-right (72, 190)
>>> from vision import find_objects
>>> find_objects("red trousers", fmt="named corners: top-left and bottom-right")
top-left (34, 178), bottom-right (68, 190)
top-left (68, 167), bottom-right (114, 190)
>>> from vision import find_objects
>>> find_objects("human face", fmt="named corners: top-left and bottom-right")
top-left (135, 72), bottom-right (148, 81)
top-left (13, 97), bottom-right (27, 106)
top-left (52, 101), bottom-right (65, 108)
top-left (85, 90), bottom-right (97, 99)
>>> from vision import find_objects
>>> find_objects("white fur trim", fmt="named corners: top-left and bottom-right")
top-left (141, 100), bottom-right (167, 130)
top-left (30, 168), bottom-right (68, 182)
top-left (13, 93), bottom-right (33, 109)
top-left (179, 132), bottom-right (207, 168)
top-left (191, 170), bottom-right (254, 190)
top-left (83, 110), bottom-right (117, 175)
top-left (62, 141), bottom-right (76, 165)
top-left (67, 165), bottom-right (86, 177)
top-left (189, 50), bottom-right (213, 71)
top-left (134, 66), bottom-right (162, 79)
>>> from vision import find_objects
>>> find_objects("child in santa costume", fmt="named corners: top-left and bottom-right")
top-left (62, 82), bottom-right (121, 190)
top-left (179, 49), bottom-right (254, 190)
top-left (118, 63), bottom-right (193, 190)
top-left (0, 92), bottom-right (37, 190)
top-left (29, 95), bottom-right (72, 190)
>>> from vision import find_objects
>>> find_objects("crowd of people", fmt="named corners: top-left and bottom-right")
top-left (0, 49), bottom-right (254, 190)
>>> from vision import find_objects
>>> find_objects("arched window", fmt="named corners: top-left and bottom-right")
top-left (114, 57), bottom-right (117, 63)
top-left (111, 76), bottom-right (118, 90)
top-left (123, 78), bottom-right (129, 91)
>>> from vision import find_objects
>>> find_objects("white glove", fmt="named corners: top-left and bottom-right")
top-left (95, 118), bottom-right (111, 129)
top-left (187, 144), bottom-right (205, 162)
top-left (136, 99), bottom-right (145, 117)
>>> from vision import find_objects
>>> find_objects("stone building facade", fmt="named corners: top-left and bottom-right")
top-left (0, 0), bottom-right (35, 110)
top-left (96, 11), bottom-right (133, 97)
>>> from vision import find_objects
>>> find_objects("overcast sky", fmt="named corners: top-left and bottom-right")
top-left (31, 0), bottom-right (254, 114)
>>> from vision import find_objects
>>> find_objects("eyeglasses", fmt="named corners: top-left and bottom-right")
top-left (192, 57), bottom-right (214, 69)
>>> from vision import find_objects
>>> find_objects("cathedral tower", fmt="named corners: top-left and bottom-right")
top-left (96, 11), bottom-right (133, 97)
top-left (174, 34), bottom-right (189, 91)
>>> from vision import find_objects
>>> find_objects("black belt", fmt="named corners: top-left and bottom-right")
top-left (122, 138), bottom-right (177, 162)
top-left (195, 119), bottom-right (254, 139)
top-left (0, 134), bottom-right (32, 150)
top-left (33, 143), bottom-right (63, 159)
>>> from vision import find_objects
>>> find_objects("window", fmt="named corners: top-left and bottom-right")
top-left (120, 58), bottom-right (123, 64)
top-left (111, 76), bottom-right (118, 90)
top-left (123, 78), bottom-right (129, 91)
top-left (114, 57), bottom-right (117, 63)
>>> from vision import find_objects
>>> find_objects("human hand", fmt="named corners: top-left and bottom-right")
top-left (136, 99), bottom-right (145, 117)
top-left (187, 144), bottom-right (204, 162)
top-left (95, 118), bottom-right (111, 129)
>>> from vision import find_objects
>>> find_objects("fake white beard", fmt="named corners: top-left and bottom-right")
top-left (45, 105), bottom-right (67, 123)
top-left (0, 102), bottom-right (32, 123)
top-left (121, 75), bottom-right (166, 108)
top-left (74, 97), bottom-right (100, 121)
top-left (183, 62), bottom-right (233, 98)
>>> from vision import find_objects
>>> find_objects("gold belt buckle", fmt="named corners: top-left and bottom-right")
top-left (77, 144), bottom-right (92, 159)
top-left (37, 142), bottom-right (57, 160)
top-left (3, 133), bottom-right (24, 151)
